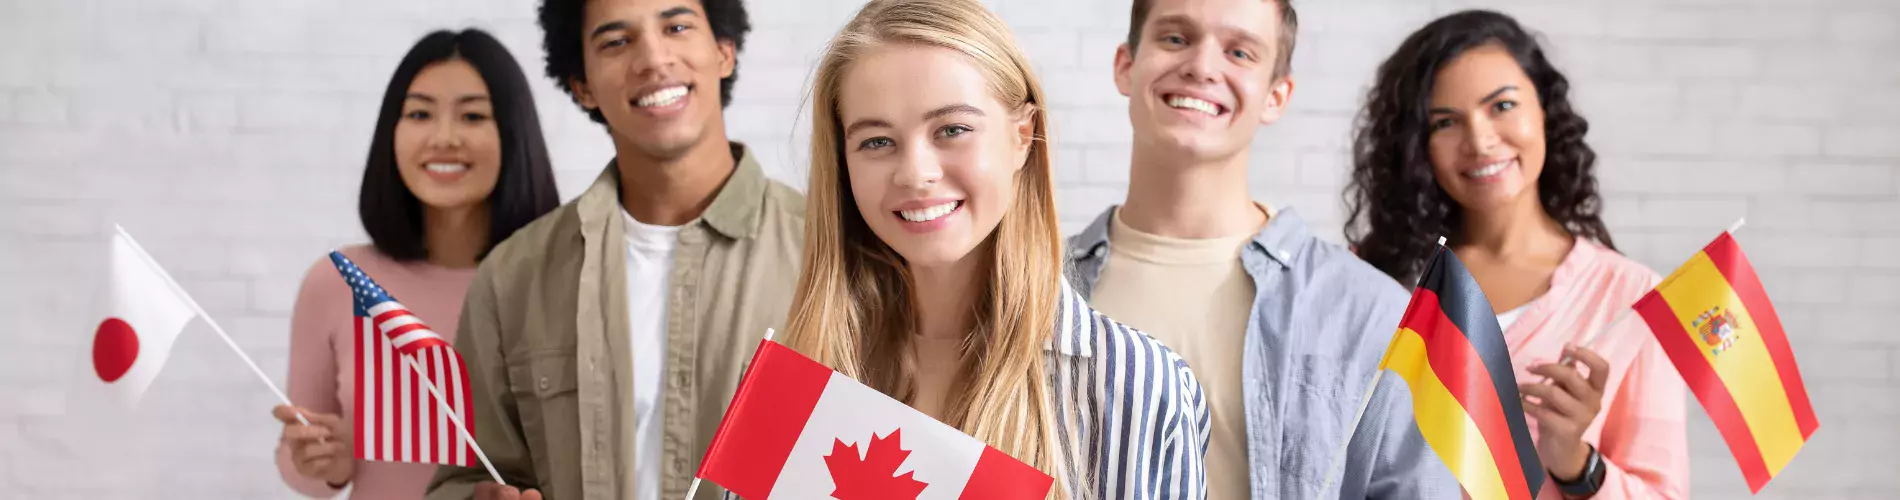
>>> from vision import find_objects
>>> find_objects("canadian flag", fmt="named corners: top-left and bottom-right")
top-left (87, 228), bottom-right (199, 406)
top-left (696, 340), bottom-right (1053, 500)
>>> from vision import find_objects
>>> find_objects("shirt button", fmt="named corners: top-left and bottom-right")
top-left (537, 377), bottom-right (550, 391)
top-left (1091, 246), bottom-right (1107, 258)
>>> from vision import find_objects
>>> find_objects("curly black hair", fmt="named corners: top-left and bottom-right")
top-left (538, 0), bottom-right (751, 124)
top-left (1344, 9), bottom-right (1613, 283)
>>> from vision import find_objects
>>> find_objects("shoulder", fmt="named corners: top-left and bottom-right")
top-left (1572, 239), bottom-right (1663, 299)
top-left (477, 198), bottom-right (583, 284)
top-left (1075, 301), bottom-right (1204, 401)
top-left (1290, 237), bottom-right (1411, 305)
top-left (757, 178), bottom-right (807, 245)
top-left (761, 178), bottom-right (806, 220)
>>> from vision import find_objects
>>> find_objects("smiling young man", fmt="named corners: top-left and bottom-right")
top-left (426, 0), bottom-right (803, 499)
top-left (1063, 0), bottom-right (1460, 498)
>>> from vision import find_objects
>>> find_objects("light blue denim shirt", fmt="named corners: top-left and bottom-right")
top-left (1065, 207), bottom-right (1461, 499)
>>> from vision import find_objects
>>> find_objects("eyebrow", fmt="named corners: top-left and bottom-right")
top-left (924, 103), bottom-right (985, 121)
top-left (1428, 85), bottom-right (1519, 114)
top-left (590, 6), bottom-right (701, 38)
top-left (405, 94), bottom-right (491, 104)
top-left (1150, 14), bottom-right (1268, 47)
top-left (842, 104), bottom-right (987, 137)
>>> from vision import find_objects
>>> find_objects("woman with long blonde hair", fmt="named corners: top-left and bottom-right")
top-left (782, 0), bottom-right (1208, 498)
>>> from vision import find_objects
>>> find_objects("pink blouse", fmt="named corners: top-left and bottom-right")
top-left (1505, 238), bottom-right (1689, 499)
top-left (277, 245), bottom-right (477, 499)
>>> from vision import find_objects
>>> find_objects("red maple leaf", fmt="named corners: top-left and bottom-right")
top-left (824, 428), bottom-right (929, 500)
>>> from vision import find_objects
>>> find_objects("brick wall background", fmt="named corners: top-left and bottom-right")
top-left (2, 0), bottom-right (1895, 498)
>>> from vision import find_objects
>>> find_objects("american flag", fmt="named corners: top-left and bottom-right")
top-left (331, 251), bottom-right (476, 467)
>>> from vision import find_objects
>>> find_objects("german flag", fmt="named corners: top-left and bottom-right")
top-left (1378, 245), bottom-right (1543, 500)
top-left (1634, 232), bottom-right (1817, 493)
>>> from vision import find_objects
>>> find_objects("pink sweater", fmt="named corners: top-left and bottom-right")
top-left (1506, 238), bottom-right (1689, 499)
top-left (277, 245), bottom-right (477, 499)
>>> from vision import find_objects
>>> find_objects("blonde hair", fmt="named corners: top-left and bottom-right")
top-left (783, 0), bottom-right (1071, 493)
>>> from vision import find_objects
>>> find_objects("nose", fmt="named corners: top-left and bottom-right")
top-left (892, 144), bottom-right (943, 190)
top-left (630, 29), bottom-right (680, 78)
top-left (426, 115), bottom-right (463, 149)
top-left (1178, 40), bottom-right (1223, 84)
top-left (1463, 115), bottom-right (1500, 156)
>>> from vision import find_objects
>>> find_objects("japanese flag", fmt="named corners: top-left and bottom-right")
top-left (85, 228), bottom-right (199, 407)
top-left (696, 340), bottom-right (1052, 500)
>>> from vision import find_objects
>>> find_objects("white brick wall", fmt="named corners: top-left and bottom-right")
top-left (1, 0), bottom-right (1895, 498)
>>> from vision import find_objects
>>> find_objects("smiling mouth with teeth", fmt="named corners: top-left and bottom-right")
top-left (897, 201), bottom-right (961, 223)
top-left (425, 163), bottom-right (468, 174)
top-left (636, 85), bottom-right (691, 108)
top-left (1165, 94), bottom-right (1224, 116)
top-left (1464, 159), bottom-right (1515, 179)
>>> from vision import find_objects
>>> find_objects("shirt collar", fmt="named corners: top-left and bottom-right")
top-left (1068, 204), bottom-right (1314, 270)
top-left (578, 142), bottom-right (770, 240)
top-left (1044, 279), bottom-right (1095, 358)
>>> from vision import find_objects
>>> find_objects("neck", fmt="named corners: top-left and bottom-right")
top-left (1119, 146), bottom-right (1264, 238)
top-left (615, 135), bottom-right (738, 226)
top-left (1457, 193), bottom-right (1570, 258)
top-left (422, 204), bottom-right (489, 268)
top-left (907, 245), bottom-right (987, 342)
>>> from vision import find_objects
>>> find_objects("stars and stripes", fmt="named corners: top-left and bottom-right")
top-left (331, 251), bottom-right (476, 467)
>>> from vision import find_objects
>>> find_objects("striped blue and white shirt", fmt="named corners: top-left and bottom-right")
top-left (1046, 281), bottom-right (1212, 500)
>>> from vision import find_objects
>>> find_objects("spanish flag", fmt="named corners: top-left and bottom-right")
top-left (1379, 245), bottom-right (1543, 500)
top-left (1634, 232), bottom-right (1817, 493)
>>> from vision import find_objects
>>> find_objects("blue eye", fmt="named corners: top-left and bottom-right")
top-left (1230, 49), bottom-right (1252, 60)
top-left (858, 137), bottom-right (894, 151)
top-left (939, 125), bottom-right (973, 138)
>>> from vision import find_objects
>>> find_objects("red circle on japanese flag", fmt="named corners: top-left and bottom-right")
top-left (93, 317), bottom-right (140, 382)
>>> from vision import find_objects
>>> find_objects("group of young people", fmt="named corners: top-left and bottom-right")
top-left (268, 0), bottom-right (1688, 498)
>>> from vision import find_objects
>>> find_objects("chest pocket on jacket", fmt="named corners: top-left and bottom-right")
top-left (507, 349), bottom-right (579, 449)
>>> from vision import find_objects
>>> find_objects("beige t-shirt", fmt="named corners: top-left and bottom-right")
top-left (1089, 206), bottom-right (1267, 499)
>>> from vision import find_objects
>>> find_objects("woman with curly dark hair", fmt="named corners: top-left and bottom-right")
top-left (1345, 10), bottom-right (1687, 499)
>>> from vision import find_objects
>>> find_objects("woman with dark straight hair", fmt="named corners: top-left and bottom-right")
top-left (268, 28), bottom-right (559, 499)
top-left (1346, 10), bottom-right (1687, 499)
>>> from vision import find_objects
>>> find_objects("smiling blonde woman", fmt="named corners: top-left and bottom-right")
top-left (781, 0), bottom-right (1210, 498)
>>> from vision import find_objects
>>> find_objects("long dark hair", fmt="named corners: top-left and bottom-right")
top-left (359, 29), bottom-right (560, 262)
top-left (1345, 10), bottom-right (1612, 283)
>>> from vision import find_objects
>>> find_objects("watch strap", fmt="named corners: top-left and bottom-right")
top-left (1551, 444), bottom-right (1604, 496)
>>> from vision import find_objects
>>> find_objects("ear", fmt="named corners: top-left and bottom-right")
top-left (1257, 75), bottom-right (1296, 126)
top-left (717, 38), bottom-right (737, 79)
top-left (1113, 44), bottom-right (1135, 97)
top-left (571, 76), bottom-right (599, 111)
top-left (1011, 108), bottom-right (1037, 172)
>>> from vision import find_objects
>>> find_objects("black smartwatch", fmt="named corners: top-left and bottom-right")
top-left (1551, 444), bottom-right (1606, 497)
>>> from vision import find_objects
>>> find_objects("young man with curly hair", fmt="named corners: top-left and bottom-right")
top-left (428, 1), bottom-right (803, 499)
top-left (1063, 0), bottom-right (1460, 497)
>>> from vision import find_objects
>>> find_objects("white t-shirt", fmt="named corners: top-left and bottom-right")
top-left (1497, 304), bottom-right (1528, 333)
top-left (622, 209), bottom-right (680, 500)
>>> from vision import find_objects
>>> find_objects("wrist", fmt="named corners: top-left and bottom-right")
top-left (1550, 443), bottom-right (1605, 498)
top-left (1552, 442), bottom-right (1592, 481)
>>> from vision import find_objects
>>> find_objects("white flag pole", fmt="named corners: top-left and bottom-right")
top-left (113, 225), bottom-right (310, 426)
top-left (682, 328), bottom-right (775, 500)
top-left (401, 353), bottom-right (506, 486)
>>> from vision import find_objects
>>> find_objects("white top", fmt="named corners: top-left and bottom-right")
top-left (622, 209), bottom-right (680, 500)
top-left (1496, 304), bottom-right (1529, 333)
